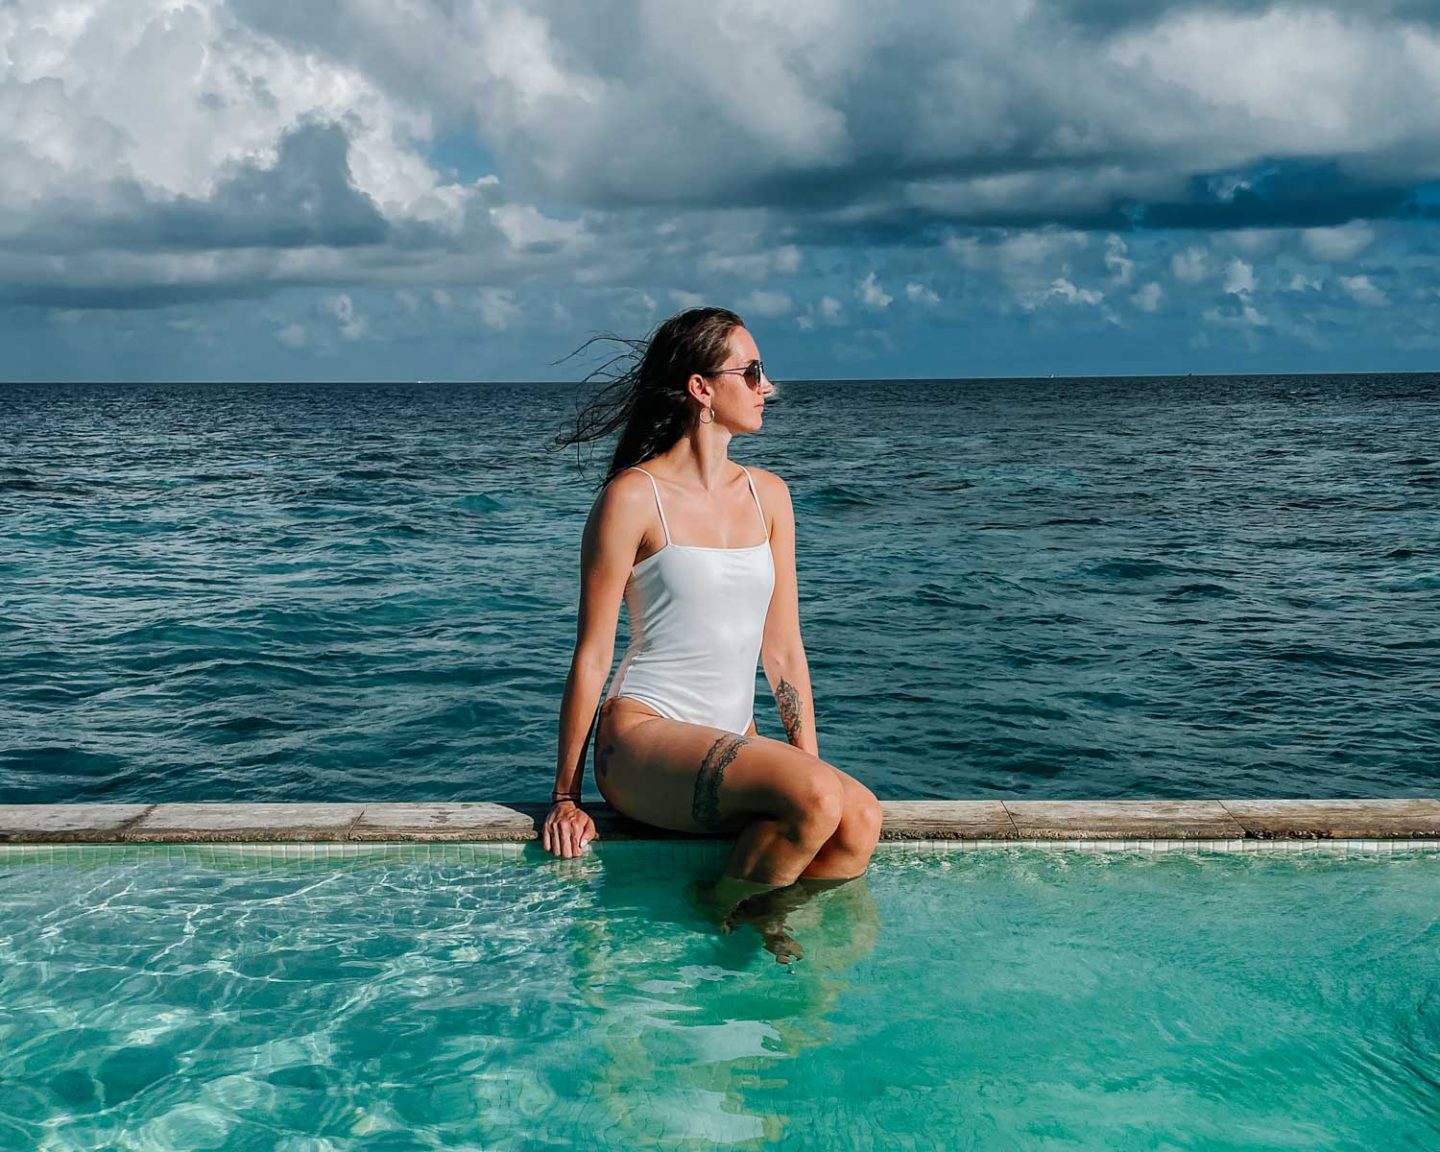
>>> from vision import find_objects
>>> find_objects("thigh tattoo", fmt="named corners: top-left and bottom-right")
top-left (692, 733), bottom-right (750, 829)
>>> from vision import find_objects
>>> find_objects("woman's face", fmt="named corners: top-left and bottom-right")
top-left (707, 326), bottom-right (774, 432)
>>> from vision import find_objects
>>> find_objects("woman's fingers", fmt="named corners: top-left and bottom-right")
top-left (541, 810), bottom-right (600, 858)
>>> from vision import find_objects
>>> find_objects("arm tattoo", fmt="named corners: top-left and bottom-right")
top-left (692, 733), bottom-right (749, 830)
top-left (776, 678), bottom-right (805, 746)
top-left (594, 699), bottom-right (617, 778)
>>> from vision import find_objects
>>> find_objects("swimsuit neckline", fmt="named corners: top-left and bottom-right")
top-left (632, 540), bottom-right (771, 573)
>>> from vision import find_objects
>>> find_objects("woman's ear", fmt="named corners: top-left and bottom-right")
top-left (687, 372), bottom-right (714, 407)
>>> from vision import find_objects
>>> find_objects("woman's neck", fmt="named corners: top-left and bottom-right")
top-left (657, 427), bottom-right (737, 492)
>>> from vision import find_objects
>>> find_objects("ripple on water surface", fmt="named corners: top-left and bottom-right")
top-left (0, 844), bottom-right (1436, 1150)
top-left (2, 375), bottom-right (1438, 802)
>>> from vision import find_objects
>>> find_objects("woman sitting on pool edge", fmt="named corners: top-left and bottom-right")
top-left (547, 307), bottom-right (883, 958)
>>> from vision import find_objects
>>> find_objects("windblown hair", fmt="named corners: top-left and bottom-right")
top-left (553, 307), bottom-right (744, 490)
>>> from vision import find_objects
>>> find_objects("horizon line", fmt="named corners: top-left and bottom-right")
top-left (3, 368), bottom-right (1438, 387)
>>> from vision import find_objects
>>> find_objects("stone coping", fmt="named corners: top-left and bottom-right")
top-left (0, 799), bottom-right (1437, 844)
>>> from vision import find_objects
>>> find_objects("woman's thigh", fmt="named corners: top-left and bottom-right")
top-left (595, 698), bottom-right (843, 835)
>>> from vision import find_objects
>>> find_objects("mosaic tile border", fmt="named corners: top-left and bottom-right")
top-left (0, 800), bottom-right (1438, 846)
top-left (0, 838), bottom-right (1435, 871)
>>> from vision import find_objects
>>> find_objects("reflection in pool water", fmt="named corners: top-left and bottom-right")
top-left (0, 842), bottom-right (1435, 1150)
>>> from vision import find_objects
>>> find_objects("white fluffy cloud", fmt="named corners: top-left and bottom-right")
top-left (1171, 247), bottom-right (1209, 283)
top-left (1337, 274), bottom-right (1388, 306)
top-left (1223, 258), bottom-right (1257, 296)
top-left (1302, 221), bottom-right (1375, 261)
top-left (858, 272), bottom-right (892, 311)
top-left (1131, 281), bottom-right (1163, 312)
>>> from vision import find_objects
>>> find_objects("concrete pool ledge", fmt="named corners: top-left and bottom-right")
top-left (1, 799), bottom-right (1438, 845)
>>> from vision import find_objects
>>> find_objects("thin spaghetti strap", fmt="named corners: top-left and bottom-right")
top-left (740, 466), bottom-right (766, 533)
top-left (630, 466), bottom-right (671, 546)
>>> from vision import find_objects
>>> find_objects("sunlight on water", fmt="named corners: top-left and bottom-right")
top-left (1, 843), bottom-right (1436, 1150)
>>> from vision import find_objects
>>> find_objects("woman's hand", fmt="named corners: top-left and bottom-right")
top-left (542, 800), bottom-right (598, 858)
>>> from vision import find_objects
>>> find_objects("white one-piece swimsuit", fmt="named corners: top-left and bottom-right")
top-left (603, 464), bottom-right (776, 735)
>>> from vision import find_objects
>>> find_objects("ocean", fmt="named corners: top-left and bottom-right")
top-left (2, 374), bottom-right (1436, 804)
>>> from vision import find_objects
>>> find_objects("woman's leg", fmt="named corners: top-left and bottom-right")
top-left (799, 770), bottom-right (884, 880)
top-left (596, 698), bottom-right (847, 897)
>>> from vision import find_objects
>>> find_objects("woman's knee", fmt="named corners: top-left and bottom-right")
top-left (784, 765), bottom-right (846, 843)
top-left (841, 783), bottom-right (884, 851)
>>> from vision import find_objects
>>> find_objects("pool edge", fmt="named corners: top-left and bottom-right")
top-left (1, 799), bottom-right (1438, 845)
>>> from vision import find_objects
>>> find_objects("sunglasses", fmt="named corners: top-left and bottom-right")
top-left (705, 360), bottom-right (768, 391)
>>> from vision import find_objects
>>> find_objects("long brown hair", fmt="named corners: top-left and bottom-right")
top-left (553, 307), bottom-right (744, 489)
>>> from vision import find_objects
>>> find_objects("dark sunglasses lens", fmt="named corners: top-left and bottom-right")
top-left (749, 362), bottom-right (764, 387)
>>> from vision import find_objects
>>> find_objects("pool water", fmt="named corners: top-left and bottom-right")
top-left (1, 843), bottom-right (1436, 1150)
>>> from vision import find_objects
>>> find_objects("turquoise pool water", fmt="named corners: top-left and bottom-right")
top-left (1, 843), bottom-right (1436, 1150)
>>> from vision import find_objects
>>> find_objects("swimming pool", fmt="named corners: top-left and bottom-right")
top-left (2, 841), bottom-right (1436, 1150)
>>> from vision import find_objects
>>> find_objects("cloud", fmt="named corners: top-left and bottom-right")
top-left (738, 289), bottom-right (793, 318)
top-left (1047, 278), bottom-right (1104, 306)
top-left (4, 0), bottom-right (1440, 380)
top-left (1337, 274), bottom-right (1388, 306)
top-left (475, 287), bottom-right (522, 329)
top-left (323, 292), bottom-right (368, 340)
top-left (1131, 281), bottom-right (1163, 312)
top-left (1104, 235), bottom-right (1134, 284)
top-left (1171, 246), bottom-right (1209, 283)
top-left (1302, 221), bottom-right (1375, 261)
top-left (858, 272), bottom-right (892, 310)
top-left (701, 244), bottom-right (803, 280)
top-left (1203, 296), bottom-right (1267, 328)
top-left (1222, 258), bottom-right (1256, 295)
top-left (223, 1), bottom-right (1440, 232)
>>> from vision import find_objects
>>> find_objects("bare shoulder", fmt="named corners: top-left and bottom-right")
top-left (585, 467), bottom-right (656, 545)
top-left (744, 466), bottom-right (793, 514)
top-left (600, 465), bottom-right (654, 504)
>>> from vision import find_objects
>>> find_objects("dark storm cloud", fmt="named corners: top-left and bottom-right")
top-left (7, 122), bottom-right (387, 257)
top-left (152, 122), bottom-right (389, 250)
top-left (217, 1), bottom-right (1440, 236)
top-left (0, 280), bottom-right (276, 310)
top-left (1133, 160), bottom-right (1436, 230)
top-left (1048, 0), bottom-right (1440, 35)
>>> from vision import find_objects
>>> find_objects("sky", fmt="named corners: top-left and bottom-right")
top-left (2, 0), bottom-right (1439, 382)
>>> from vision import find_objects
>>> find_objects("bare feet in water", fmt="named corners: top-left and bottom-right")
top-left (724, 890), bottom-right (805, 963)
top-left (689, 879), bottom-right (833, 965)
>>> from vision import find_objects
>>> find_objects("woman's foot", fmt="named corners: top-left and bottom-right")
top-left (721, 888), bottom-right (808, 964)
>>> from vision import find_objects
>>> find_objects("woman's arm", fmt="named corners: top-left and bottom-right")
top-left (553, 475), bottom-right (644, 799)
top-left (757, 473), bottom-right (819, 757)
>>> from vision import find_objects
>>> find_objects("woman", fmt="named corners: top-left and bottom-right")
top-left (546, 307), bottom-right (883, 930)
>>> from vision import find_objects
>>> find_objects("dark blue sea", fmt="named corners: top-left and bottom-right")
top-left (3, 375), bottom-right (1437, 804)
